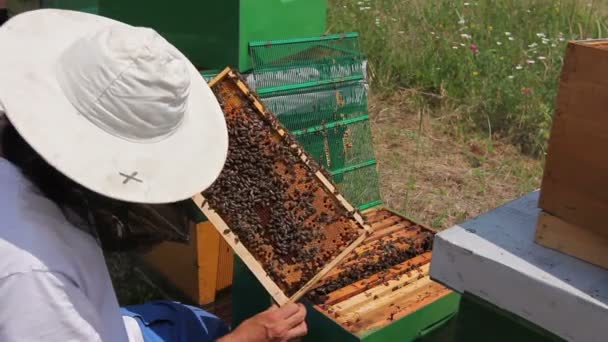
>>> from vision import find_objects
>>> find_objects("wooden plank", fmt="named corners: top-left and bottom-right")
top-left (370, 215), bottom-right (404, 230)
top-left (535, 211), bottom-right (608, 270)
top-left (348, 281), bottom-right (452, 333)
top-left (216, 238), bottom-right (234, 291)
top-left (322, 252), bottom-right (432, 305)
top-left (327, 230), bottom-right (428, 274)
top-left (333, 264), bottom-right (430, 314)
top-left (208, 68), bottom-right (231, 87)
top-left (197, 221), bottom-right (221, 305)
top-left (362, 207), bottom-right (380, 216)
top-left (539, 40), bottom-right (608, 238)
top-left (365, 222), bottom-right (413, 243)
top-left (362, 208), bottom-right (390, 224)
top-left (332, 264), bottom-right (431, 315)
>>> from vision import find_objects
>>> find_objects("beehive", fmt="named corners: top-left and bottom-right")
top-left (232, 35), bottom-right (458, 338)
top-left (192, 68), bottom-right (371, 305)
top-left (308, 207), bottom-right (452, 335)
top-left (231, 207), bottom-right (459, 341)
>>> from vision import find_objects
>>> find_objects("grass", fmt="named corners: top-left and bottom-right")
top-left (369, 91), bottom-right (543, 229)
top-left (328, 0), bottom-right (608, 156)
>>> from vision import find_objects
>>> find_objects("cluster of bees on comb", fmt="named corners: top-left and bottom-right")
top-left (307, 216), bottom-right (435, 304)
top-left (203, 78), bottom-right (363, 297)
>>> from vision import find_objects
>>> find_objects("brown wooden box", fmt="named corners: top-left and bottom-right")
top-left (143, 221), bottom-right (234, 305)
top-left (537, 39), bottom-right (608, 269)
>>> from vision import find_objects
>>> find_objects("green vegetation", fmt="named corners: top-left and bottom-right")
top-left (328, 0), bottom-right (608, 155)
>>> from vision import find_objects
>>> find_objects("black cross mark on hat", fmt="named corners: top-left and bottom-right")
top-left (119, 171), bottom-right (143, 184)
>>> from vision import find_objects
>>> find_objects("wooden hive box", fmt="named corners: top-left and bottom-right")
top-left (232, 206), bottom-right (459, 341)
top-left (142, 221), bottom-right (234, 306)
top-left (536, 39), bottom-right (608, 269)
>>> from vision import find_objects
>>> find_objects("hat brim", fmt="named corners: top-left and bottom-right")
top-left (0, 9), bottom-right (228, 204)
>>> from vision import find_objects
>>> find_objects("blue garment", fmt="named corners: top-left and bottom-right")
top-left (121, 301), bottom-right (230, 342)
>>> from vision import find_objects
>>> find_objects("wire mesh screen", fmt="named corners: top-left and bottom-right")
top-left (249, 33), bottom-right (366, 91)
top-left (262, 82), bottom-right (369, 132)
top-left (292, 119), bottom-right (375, 171)
top-left (336, 165), bottom-right (382, 210)
top-left (249, 33), bottom-right (382, 209)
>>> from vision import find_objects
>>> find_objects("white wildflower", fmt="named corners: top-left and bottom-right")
top-left (453, 46), bottom-right (459, 49)
top-left (460, 43), bottom-right (466, 47)
top-left (526, 59), bottom-right (535, 64)
top-left (542, 38), bottom-right (550, 44)
top-left (459, 18), bottom-right (466, 25)
top-left (461, 33), bottom-right (472, 39)
top-left (399, 31), bottom-right (405, 34)
top-left (551, 43), bottom-right (557, 47)
top-left (515, 65), bottom-right (523, 70)
top-left (508, 75), bottom-right (515, 79)
top-left (538, 56), bottom-right (547, 60)
top-left (464, 2), bottom-right (470, 6)
top-left (496, 41), bottom-right (503, 46)
top-left (528, 42), bottom-right (538, 48)
top-left (508, 36), bottom-right (515, 41)
top-left (536, 33), bottom-right (546, 38)
top-left (505, 32), bottom-right (512, 36)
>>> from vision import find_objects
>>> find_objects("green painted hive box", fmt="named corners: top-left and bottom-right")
top-left (233, 258), bottom-right (460, 342)
top-left (232, 207), bottom-right (460, 341)
top-left (98, 0), bottom-right (327, 71)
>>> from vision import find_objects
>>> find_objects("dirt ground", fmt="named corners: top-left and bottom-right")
top-left (369, 92), bottom-right (543, 230)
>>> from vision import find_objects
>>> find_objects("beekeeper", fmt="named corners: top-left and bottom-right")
top-left (0, 9), bottom-right (307, 342)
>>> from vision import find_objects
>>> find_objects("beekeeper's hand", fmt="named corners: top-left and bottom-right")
top-left (218, 303), bottom-right (308, 342)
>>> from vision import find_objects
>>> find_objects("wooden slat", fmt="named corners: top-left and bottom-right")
top-left (347, 281), bottom-right (452, 333)
top-left (365, 222), bottom-right (414, 243)
top-left (370, 215), bottom-right (404, 230)
top-left (323, 229), bottom-right (427, 279)
top-left (208, 68), bottom-right (231, 87)
top-left (363, 209), bottom-right (392, 225)
top-left (332, 264), bottom-right (431, 315)
top-left (216, 238), bottom-right (234, 291)
top-left (197, 221), bottom-right (221, 305)
top-left (535, 211), bottom-right (608, 270)
top-left (323, 252), bottom-right (432, 305)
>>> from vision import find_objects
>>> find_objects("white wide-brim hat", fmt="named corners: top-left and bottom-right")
top-left (0, 9), bottom-right (228, 204)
